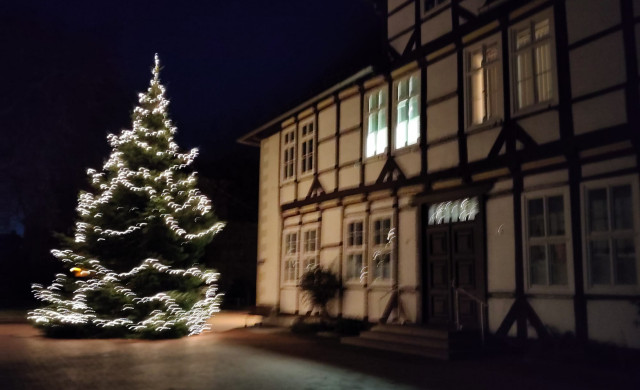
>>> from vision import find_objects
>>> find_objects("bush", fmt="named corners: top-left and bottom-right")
top-left (299, 267), bottom-right (340, 316)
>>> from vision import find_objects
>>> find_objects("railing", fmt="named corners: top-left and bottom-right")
top-left (452, 280), bottom-right (487, 346)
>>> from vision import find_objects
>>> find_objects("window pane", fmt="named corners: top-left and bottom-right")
top-left (470, 50), bottom-right (482, 71)
top-left (547, 196), bottom-right (564, 236)
top-left (470, 68), bottom-right (485, 125)
top-left (376, 126), bottom-right (387, 155)
top-left (535, 43), bottom-right (552, 102)
top-left (548, 243), bottom-right (568, 285)
top-left (589, 240), bottom-right (611, 285)
top-left (354, 222), bottom-right (363, 246)
top-left (486, 44), bottom-right (498, 62)
top-left (528, 198), bottom-right (544, 237)
top-left (379, 90), bottom-right (386, 107)
top-left (409, 75), bottom-right (418, 96)
top-left (534, 19), bottom-right (550, 40)
top-left (614, 238), bottom-right (637, 285)
top-left (588, 188), bottom-right (608, 232)
top-left (516, 28), bottom-right (531, 49)
top-left (366, 132), bottom-right (376, 158)
top-left (369, 94), bottom-right (377, 111)
top-left (398, 79), bottom-right (408, 100)
top-left (486, 64), bottom-right (499, 119)
top-left (347, 254), bottom-right (363, 280)
top-left (529, 245), bottom-right (547, 285)
top-left (368, 113), bottom-right (377, 134)
top-left (408, 97), bottom-right (420, 145)
top-left (612, 185), bottom-right (632, 230)
top-left (374, 252), bottom-right (391, 280)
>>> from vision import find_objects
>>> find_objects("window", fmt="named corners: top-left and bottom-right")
top-left (466, 41), bottom-right (501, 127)
top-left (301, 228), bottom-right (319, 273)
top-left (282, 129), bottom-right (296, 181)
top-left (523, 191), bottom-right (571, 289)
top-left (299, 120), bottom-right (315, 176)
top-left (344, 219), bottom-right (365, 283)
top-left (394, 73), bottom-right (420, 149)
top-left (366, 88), bottom-right (388, 158)
top-left (424, 0), bottom-right (448, 13)
top-left (371, 216), bottom-right (394, 282)
top-left (282, 231), bottom-right (298, 284)
top-left (511, 13), bottom-right (554, 111)
top-left (584, 178), bottom-right (639, 289)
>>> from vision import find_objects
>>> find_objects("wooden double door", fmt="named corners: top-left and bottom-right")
top-left (422, 217), bottom-right (485, 329)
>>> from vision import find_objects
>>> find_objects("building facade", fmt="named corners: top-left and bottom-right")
top-left (239, 0), bottom-right (640, 348)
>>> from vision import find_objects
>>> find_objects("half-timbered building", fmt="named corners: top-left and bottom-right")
top-left (238, 0), bottom-right (640, 350)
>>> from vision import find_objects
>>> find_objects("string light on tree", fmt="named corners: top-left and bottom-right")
top-left (29, 54), bottom-right (225, 338)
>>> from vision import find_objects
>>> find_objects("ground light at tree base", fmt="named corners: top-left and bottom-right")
top-left (29, 54), bottom-right (225, 338)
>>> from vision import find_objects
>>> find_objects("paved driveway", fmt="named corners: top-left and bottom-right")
top-left (1, 312), bottom-right (638, 390)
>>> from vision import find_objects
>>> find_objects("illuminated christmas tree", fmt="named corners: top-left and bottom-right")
top-left (29, 55), bottom-right (224, 338)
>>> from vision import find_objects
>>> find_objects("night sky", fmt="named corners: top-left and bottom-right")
top-left (1, 0), bottom-right (384, 231)
top-left (0, 0), bottom-right (385, 302)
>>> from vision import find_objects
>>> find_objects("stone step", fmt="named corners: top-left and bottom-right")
top-left (342, 336), bottom-right (450, 360)
top-left (358, 330), bottom-right (450, 349)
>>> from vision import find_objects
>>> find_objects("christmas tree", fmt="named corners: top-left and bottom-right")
top-left (29, 55), bottom-right (225, 338)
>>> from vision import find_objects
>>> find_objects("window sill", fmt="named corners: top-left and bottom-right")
top-left (584, 285), bottom-right (640, 296)
top-left (393, 143), bottom-right (420, 156)
top-left (364, 153), bottom-right (387, 164)
top-left (511, 101), bottom-right (557, 119)
top-left (526, 285), bottom-right (574, 296)
top-left (465, 119), bottom-right (503, 134)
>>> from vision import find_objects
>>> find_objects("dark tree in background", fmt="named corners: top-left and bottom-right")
top-left (29, 56), bottom-right (224, 338)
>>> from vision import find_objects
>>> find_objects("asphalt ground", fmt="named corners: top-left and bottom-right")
top-left (0, 312), bottom-right (638, 390)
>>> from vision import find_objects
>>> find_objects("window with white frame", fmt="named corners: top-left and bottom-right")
top-left (282, 231), bottom-right (299, 284)
top-left (371, 216), bottom-right (393, 282)
top-left (282, 129), bottom-right (296, 181)
top-left (366, 87), bottom-right (388, 158)
top-left (511, 12), bottom-right (554, 111)
top-left (466, 41), bottom-right (501, 127)
top-left (344, 219), bottom-right (365, 283)
top-left (299, 120), bottom-right (315, 176)
top-left (301, 227), bottom-right (319, 273)
top-left (523, 190), bottom-right (571, 289)
top-left (584, 178), bottom-right (639, 288)
top-left (394, 73), bottom-right (420, 149)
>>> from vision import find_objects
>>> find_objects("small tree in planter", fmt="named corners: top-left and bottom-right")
top-left (299, 267), bottom-right (340, 318)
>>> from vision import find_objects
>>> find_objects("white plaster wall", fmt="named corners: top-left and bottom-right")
top-left (427, 98), bottom-right (458, 142)
top-left (280, 182), bottom-right (296, 204)
top-left (390, 31), bottom-right (414, 57)
top-left (396, 150), bottom-right (421, 178)
top-left (280, 289), bottom-right (297, 314)
top-left (342, 289), bottom-right (366, 319)
top-left (399, 292), bottom-right (418, 323)
top-left (321, 207), bottom-right (342, 245)
top-left (340, 96), bottom-right (361, 131)
top-left (467, 127), bottom-right (500, 163)
top-left (516, 110), bottom-right (560, 145)
top-left (319, 171), bottom-right (336, 193)
top-left (426, 54), bottom-right (457, 101)
top-left (398, 207), bottom-right (418, 288)
top-left (427, 140), bottom-right (459, 172)
top-left (488, 297), bottom-right (516, 336)
top-left (388, 0), bottom-right (407, 13)
top-left (339, 131), bottom-right (361, 165)
top-left (573, 90), bottom-right (627, 135)
top-left (301, 211), bottom-right (320, 224)
top-left (345, 202), bottom-right (367, 216)
top-left (318, 105), bottom-right (337, 140)
top-left (339, 165), bottom-right (360, 190)
top-left (297, 177), bottom-right (312, 201)
top-left (529, 298), bottom-right (575, 336)
top-left (364, 158), bottom-right (386, 185)
top-left (486, 195), bottom-right (516, 293)
top-left (388, 2), bottom-right (415, 38)
top-left (320, 247), bottom-right (341, 273)
top-left (318, 139), bottom-right (336, 171)
top-left (256, 134), bottom-right (281, 308)
top-left (370, 197), bottom-right (394, 211)
top-left (369, 289), bottom-right (393, 322)
top-left (421, 9), bottom-right (452, 45)
top-left (582, 156), bottom-right (637, 178)
top-left (523, 170), bottom-right (568, 190)
top-left (570, 32), bottom-right (626, 97)
top-left (587, 300), bottom-right (640, 348)
top-left (566, 0), bottom-right (621, 44)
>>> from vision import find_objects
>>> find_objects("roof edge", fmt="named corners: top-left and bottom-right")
top-left (237, 66), bottom-right (375, 147)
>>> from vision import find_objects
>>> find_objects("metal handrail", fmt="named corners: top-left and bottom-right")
top-left (452, 280), bottom-right (487, 346)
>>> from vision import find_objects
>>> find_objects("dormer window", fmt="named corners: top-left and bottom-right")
top-left (365, 88), bottom-right (388, 158)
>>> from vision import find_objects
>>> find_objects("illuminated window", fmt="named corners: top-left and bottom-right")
top-left (583, 177), bottom-right (639, 289)
top-left (282, 129), bottom-right (296, 181)
top-left (299, 120), bottom-right (315, 176)
top-left (371, 216), bottom-right (393, 282)
top-left (301, 228), bottom-right (319, 273)
top-left (428, 197), bottom-right (479, 225)
top-left (344, 219), bottom-right (365, 283)
top-left (523, 190), bottom-right (571, 289)
top-left (282, 231), bottom-right (298, 284)
top-left (512, 13), bottom-right (554, 111)
top-left (394, 73), bottom-right (420, 149)
top-left (366, 88), bottom-right (388, 158)
top-left (466, 42), bottom-right (501, 127)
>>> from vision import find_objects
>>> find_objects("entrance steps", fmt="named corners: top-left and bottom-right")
top-left (341, 324), bottom-right (480, 360)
